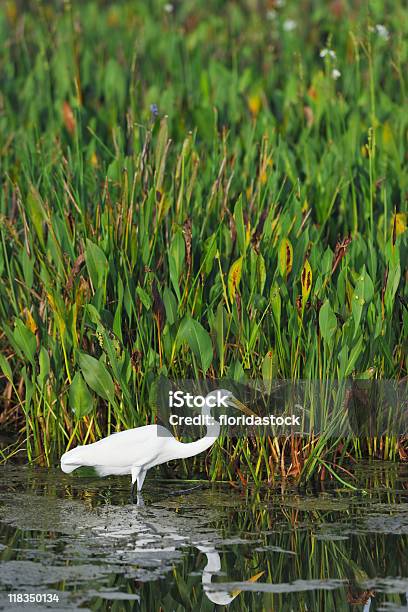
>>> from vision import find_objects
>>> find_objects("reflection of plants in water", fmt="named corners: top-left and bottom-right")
top-left (198, 493), bottom-right (407, 610)
top-left (1, 466), bottom-right (407, 610)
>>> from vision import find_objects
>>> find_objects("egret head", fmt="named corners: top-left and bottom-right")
top-left (204, 389), bottom-right (255, 416)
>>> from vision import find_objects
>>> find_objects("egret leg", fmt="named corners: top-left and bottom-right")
top-left (130, 466), bottom-right (141, 503)
top-left (130, 466), bottom-right (148, 504)
top-left (137, 469), bottom-right (147, 491)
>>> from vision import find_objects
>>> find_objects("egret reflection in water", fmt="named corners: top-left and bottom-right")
top-left (1, 465), bottom-right (407, 610)
top-left (0, 472), bottom-right (260, 608)
top-left (90, 493), bottom-right (262, 606)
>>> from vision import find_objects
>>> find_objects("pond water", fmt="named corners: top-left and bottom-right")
top-left (0, 463), bottom-right (407, 611)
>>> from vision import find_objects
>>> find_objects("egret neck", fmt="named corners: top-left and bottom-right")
top-left (177, 403), bottom-right (221, 459)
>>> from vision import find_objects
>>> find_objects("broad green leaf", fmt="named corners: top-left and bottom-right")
top-left (21, 249), bottom-right (34, 289)
top-left (0, 354), bottom-right (12, 382)
top-left (136, 286), bottom-right (152, 310)
top-left (384, 263), bottom-right (400, 315)
top-left (86, 303), bottom-right (102, 324)
top-left (201, 234), bottom-right (217, 276)
top-left (168, 253), bottom-right (181, 302)
top-left (13, 319), bottom-right (36, 366)
top-left (169, 229), bottom-right (185, 282)
top-left (352, 266), bottom-right (374, 336)
top-left (69, 372), bottom-right (93, 418)
top-left (228, 359), bottom-right (246, 382)
top-left (319, 300), bottom-right (337, 346)
top-left (163, 287), bottom-right (178, 325)
top-left (344, 335), bottom-right (364, 376)
top-left (178, 318), bottom-right (213, 374)
top-left (262, 350), bottom-right (276, 395)
top-left (38, 347), bottom-right (50, 386)
top-left (26, 187), bottom-right (47, 249)
top-left (337, 344), bottom-right (348, 379)
top-left (85, 239), bottom-right (108, 290)
top-left (79, 353), bottom-right (116, 404)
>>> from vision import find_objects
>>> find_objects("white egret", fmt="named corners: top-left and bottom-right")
top-left (198, 545), bottom-right (264, 605)
top-left (198, 546), bottom-right (240, 605)
top-left (61, 389), bottom-right (253, 500)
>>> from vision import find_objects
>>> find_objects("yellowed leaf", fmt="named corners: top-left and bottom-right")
top-left (278, 238), bottom-right (293, 279)
top-left (301, 259), bottom-right (313, 302)
top-left (24, 309), bottom-right (37, 334)
top-left (248, 93), bottom-right (261, 116)
top-left (228, 256), bottom-right (243, 302)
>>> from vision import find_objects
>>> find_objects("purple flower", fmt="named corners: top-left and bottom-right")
top-left (150, 103), bottom-right (159, 117)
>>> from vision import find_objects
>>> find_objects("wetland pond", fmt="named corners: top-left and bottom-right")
top-left (0, 463), bottom-right (407, 611)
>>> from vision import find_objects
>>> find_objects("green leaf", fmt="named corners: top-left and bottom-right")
top-left (168, 230), bottom-right (185, 302)
top-left (270, 284), bottom-right (281, 328)
top-left (234, 195), bottom-right (246, 256)
top-left (79, 353), bottom-right (116, 404)
top-left (169, 229), bottom-right (185, 283)
top-left (262, 350), bottom-right (276, 395)
top-left (0, 354), bottom-right (13, 382)
top-left (85, 239), bottom-right (108, 290)
top-left (384, 263), bottom-right (400, 315)
top-left (352, 266), bottom-right (374, 337)
top-left (163, 287), bottom-right (178, 325)
top-left (319, 300), bottom-right (337, 346)
top-left (86, 303), bottom-right (102, 324)
top-left (257, 252), bottom-right (266, 294)
top-left (26, 187), bottom-right (47, 249)
top-left (69, 372), bottom-right (93, 418)
top-left (38, 347), bottom-right (50, 386)
top-left (228, 359), bottom-right (246, 382)
top-left (136, 285), bottom-right (152, 310)
top-left (13, 319), bottom-right (37, 366)
top-left (344, 335), bottom-right (364, 376)
top-left (21, 249), bottom-right (34, 289)
top-left (178, 318), bottom-right (213, 374)
top-left (201, 233), bottom-right (217, 276)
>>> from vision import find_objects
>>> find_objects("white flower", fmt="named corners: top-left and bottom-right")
top-left (332, 68), bottom-right (341, 80)
top-left (375, 24), bottom-right (389, 40)
top-left (275, 0), bottom-right (286, 7)
top-left (283, 19), bottom-right (297, 32)
top-left (320, 48), bottom-right (336, 59)
top-left (266, 9), bottom-right (277, 20)
top-left (164, 3), bottom-right (174, 13)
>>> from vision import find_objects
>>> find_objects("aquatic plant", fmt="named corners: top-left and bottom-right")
top-left (0, 1), bottom-right (406, 485)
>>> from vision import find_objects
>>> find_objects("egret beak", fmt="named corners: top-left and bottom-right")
top-left (230, 397), bottom-right (258, 417)
top-left (231, 570), bottom-right (264, 598)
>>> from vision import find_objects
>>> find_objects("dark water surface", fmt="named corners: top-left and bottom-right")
top-left (0, 463), bottom-right (407, 611)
